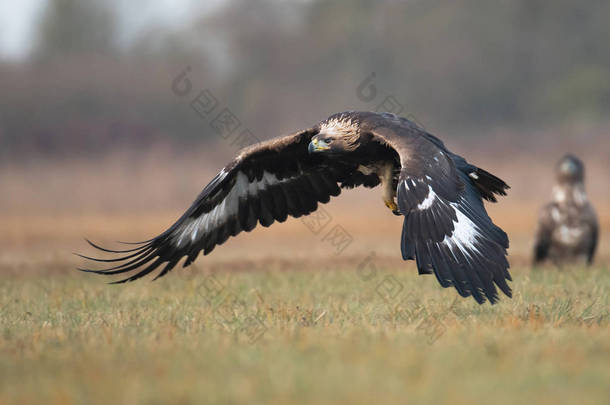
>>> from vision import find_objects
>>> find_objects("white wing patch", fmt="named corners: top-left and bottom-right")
top-left (417, 185), bottom-right (437, 210)
top-left (173, 170), bottom-right (288, 248)
top-left (442, 202), bottom-right (482, 259)
top-left (403, 178), bottom-right (422, 193)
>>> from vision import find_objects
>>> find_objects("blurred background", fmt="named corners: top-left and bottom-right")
top-left (1, 0), bottom-right (609, 268)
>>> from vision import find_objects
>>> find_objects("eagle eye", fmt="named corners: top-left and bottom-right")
top-left (323, 138), bottom-right (333, 144)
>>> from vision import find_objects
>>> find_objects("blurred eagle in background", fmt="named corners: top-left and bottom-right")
top-left (80, 111), bottom-right (512, 304)
top-left (533, 154), bottom-right (598, 266)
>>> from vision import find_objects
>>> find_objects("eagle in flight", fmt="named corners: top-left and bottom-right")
top-left (533, 154), bottom-right (598, 266)
top-left (81, 111), bottom-right (512, 304)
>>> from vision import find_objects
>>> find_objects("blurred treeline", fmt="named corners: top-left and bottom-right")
top-left (1, 0), bottom-right (609, 160)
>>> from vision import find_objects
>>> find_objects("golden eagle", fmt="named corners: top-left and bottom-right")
top-left (533, 154), bottom-right (598, 266)
top-left (80, 111), bottom-right (511, 304)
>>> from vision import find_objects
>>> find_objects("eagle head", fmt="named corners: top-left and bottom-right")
top-left (556, 154), bottom-right (584, 184)
top-left (308, 115), bottom-right (361, 154)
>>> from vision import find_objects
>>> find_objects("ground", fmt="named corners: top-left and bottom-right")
top-left (1, 257), bottom-right (608, 404)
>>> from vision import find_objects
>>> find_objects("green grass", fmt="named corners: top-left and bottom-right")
top-left (1, 265), bottom-right (609, 405)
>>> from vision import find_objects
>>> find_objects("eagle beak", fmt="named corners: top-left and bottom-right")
top-left (308, 138), bottom-right (330, 153)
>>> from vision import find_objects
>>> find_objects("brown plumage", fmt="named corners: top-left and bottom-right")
top-left (533, 154), bottom-right (598, 266)
top-left (79, 111), bottom-right (511, 304)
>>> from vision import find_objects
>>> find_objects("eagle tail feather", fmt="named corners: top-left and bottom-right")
top-left (470, 168), bottom-right (509, 202)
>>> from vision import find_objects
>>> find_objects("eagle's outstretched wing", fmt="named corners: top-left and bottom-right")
top-left (368, 116), bottom-right (511, 304)
top-left (79, 128), bottom-right (378, 282)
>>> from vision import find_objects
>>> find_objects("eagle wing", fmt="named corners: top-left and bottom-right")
top-left (584, 205), bottom-right (599, 265)
top-left (369, 119), bottom-right (511, 304)
top-left (79, 128), bottom-right (376, 282)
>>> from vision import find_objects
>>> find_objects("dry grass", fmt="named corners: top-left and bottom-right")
top-left (1, 262), bottom-right (608, 405)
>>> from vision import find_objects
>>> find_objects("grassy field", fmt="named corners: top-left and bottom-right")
top-left (1, 261), bottom-right (608, 404)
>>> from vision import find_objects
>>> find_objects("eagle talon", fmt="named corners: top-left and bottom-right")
top-left (385, 200), bottom-right (400, 215)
